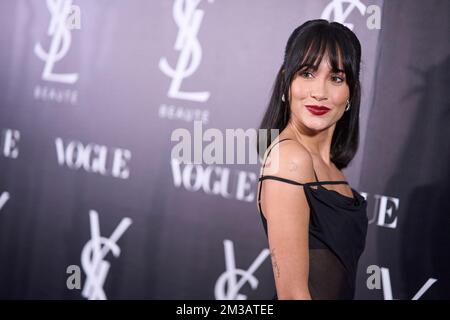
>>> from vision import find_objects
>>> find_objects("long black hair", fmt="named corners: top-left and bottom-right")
top-left (258, 19), bottom-right (362, 170)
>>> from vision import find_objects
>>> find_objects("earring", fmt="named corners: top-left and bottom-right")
top-left (345, 100), bottom-right (350, 111)
top-left (281, 93), bottom-right (285, 102)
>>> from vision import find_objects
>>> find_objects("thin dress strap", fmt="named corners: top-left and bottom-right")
top-left (257, 139), bottom-right (348, 215)
top-left (313, 168), bottom-right (326, 190)
top-left (313, 169), bottom-right (320, 182)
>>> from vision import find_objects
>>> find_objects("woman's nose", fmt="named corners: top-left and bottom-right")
top-left (310, 79), bottom-right (328, 101)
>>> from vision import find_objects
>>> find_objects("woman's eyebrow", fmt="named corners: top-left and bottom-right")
top-left (299, 64), bottom-right (318, 70)
top-left (330, 68), bottom-right (345, 73)
top-left (299, 65), bottom-right (345, 74)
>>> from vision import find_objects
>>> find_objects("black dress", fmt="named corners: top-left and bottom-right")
top-left (257, 138), bottom-right (368, 300)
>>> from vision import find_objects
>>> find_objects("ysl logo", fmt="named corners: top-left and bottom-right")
top-left (0, 192), bottom-right (10, 212)
top-left (34, 0), bottom-right (79, 84)
top-left (81, 210), bottom-right (132, 300)
top-left (214, 239), bottom-right (270, 300)
top-left (380, 267), bottom-right (437, 300)
top-left (159, 0), bottom-right (210, 102)
top-left (321, 0), bottom-right (367, 30)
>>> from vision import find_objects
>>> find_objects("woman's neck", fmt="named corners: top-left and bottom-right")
top-left (284, 121), bottom-right (335, 167)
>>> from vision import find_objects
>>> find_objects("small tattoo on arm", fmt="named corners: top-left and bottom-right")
top-left (270, 248), bottom-right (280, 278)
top-left (288, 160), bottom-right (298, 172)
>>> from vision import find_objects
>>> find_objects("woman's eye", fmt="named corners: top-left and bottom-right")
top-left (301, 71), bottom-right (314, 78)
top-left (331, 75), bottom-right (344, 83)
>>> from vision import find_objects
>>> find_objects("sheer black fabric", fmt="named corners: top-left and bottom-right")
top-left (257, 138), bottom-right (368, 300)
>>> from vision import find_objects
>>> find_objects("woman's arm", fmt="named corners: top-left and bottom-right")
top-left (260, 140), bottom-right (315, 299)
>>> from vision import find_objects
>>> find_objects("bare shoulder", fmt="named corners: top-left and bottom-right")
top-left (263, 139), bottom-right (315, 184)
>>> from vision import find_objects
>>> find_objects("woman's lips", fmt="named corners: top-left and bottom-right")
top-left (305, 105), bottom-right (331, 116)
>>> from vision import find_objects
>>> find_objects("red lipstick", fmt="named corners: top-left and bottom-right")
top-left (305, 105), bottom-right (331, 116)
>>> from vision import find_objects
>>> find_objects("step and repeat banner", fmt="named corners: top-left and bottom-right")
top-left (0, 0), bottom-right (448, 299)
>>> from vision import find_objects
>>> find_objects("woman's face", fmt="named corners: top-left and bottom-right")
top-left (288, 54), bottom-right (350, 132)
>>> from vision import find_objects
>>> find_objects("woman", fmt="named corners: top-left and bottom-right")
top-left (256, 19), bottom-right (368, 300)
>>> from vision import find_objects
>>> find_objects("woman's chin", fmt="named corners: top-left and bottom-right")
top-left (303, 119), bottom-right (331, 132)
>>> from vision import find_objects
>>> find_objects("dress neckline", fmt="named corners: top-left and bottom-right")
top-left (305, 183), bottom-right (366, 209)
top-left (316, 186), bottom-right (357, 201)
top-left (315, 184), bottom-right (356, 201)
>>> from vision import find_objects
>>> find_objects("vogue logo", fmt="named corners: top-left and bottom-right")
top-left (215, 239), bottom-right (270, 300)
top-left (159, 0), bottom-right (210, 102)
top-left (368, 194), bottom-right (399, 229)
top-left (81, 210), bottom-right (132, 300)
top-left (171, 158), bottom-right (257, 202)
top-left (55, 138), bottom-right (132, 179)
top-left (1, 128), bottom-right (20, 159)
